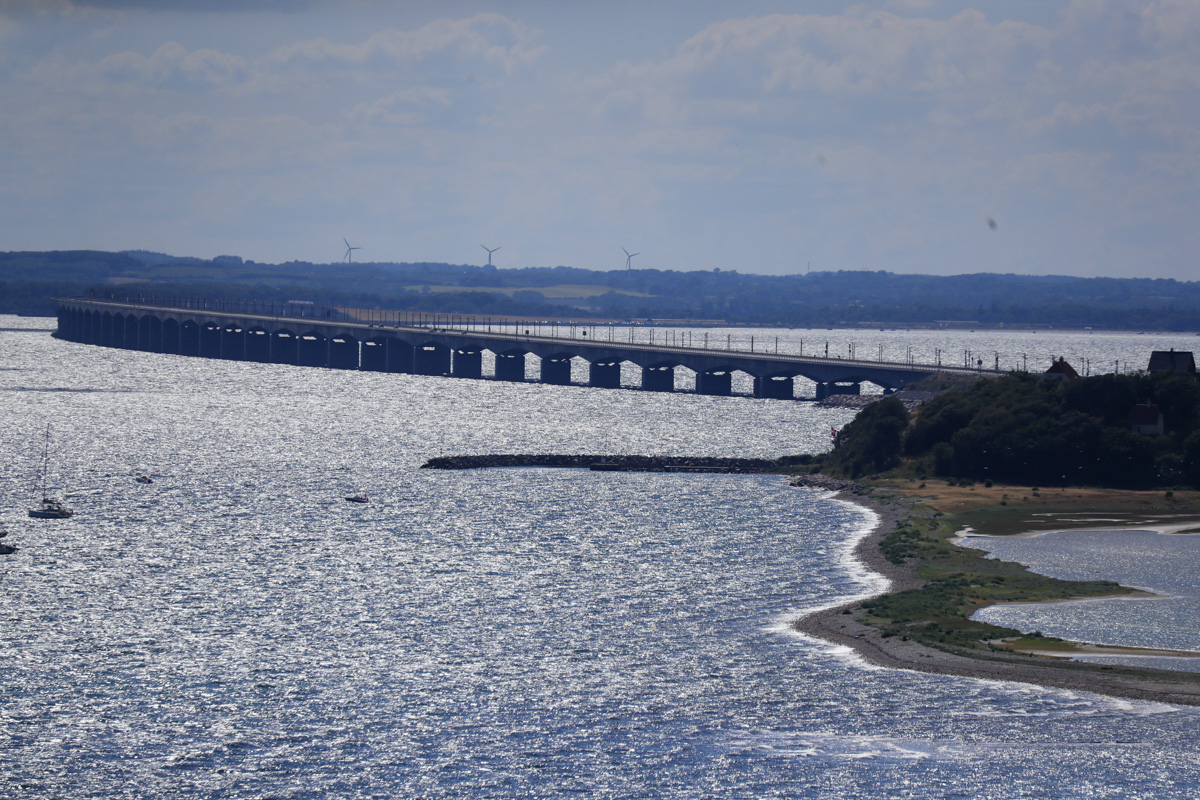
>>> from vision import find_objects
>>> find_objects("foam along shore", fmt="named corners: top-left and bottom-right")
top-left (790, 480), bottom-right (1200, 707)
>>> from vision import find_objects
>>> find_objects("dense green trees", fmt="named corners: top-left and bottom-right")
top-left (823, 371), bottom-right (1200, 488)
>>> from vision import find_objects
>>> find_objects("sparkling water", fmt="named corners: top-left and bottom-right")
top-left (3, 316), bottom-right (1200, 799)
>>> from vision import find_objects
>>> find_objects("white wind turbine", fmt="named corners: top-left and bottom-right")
top-left (623, 247), bottom-right (640, 271)
top-left (343, 238), bottom-right (362, 263)
top-left (481, 244), bottom-right (501, 267)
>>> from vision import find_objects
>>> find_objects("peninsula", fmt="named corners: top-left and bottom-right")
top-left (795, 366), bottom-right (1200, 705)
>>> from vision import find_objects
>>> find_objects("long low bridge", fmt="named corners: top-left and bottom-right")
top-left (54, 296), bottom-right (1001, 400)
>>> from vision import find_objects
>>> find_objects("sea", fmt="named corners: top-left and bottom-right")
top-left (4, 315), bottom-right (1200, 799)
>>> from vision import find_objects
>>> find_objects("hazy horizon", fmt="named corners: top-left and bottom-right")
top-left (2, 1), bottom-right (1196, 280)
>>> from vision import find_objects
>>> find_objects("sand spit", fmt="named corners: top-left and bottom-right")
top-left (790, 479), bottom-right (1200, 707)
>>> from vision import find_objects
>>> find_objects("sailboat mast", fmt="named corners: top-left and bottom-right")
top-left (39, 423), bottom-right (51, 499)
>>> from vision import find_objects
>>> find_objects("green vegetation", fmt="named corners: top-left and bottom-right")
top-left (821, 370), bottom-right (1200, 489)
top-left (861, 507), bottom-right (1128, 650)
top-left (814, 369), bottom-right (1200, 660)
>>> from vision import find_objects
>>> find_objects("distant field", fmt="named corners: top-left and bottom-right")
top-left (404, 284), bottom-right (653, 299)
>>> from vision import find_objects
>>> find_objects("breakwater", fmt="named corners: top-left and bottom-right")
top-left (421, 455), bottom-right (869, 491)
top-left (422, 454), bottom-right (787, 472)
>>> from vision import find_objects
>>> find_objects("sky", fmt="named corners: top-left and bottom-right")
top-left (1, 0), bottom-right (1197, 279)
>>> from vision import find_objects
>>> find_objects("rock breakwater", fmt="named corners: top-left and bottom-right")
top-left (421, 454), bottom-right (786, 473)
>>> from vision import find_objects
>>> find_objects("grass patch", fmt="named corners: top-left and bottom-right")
top-left (853, 482), bottom-right (1200, 653)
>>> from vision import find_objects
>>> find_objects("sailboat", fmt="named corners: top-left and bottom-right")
top-left (29, 424), bottom-right (73, 519)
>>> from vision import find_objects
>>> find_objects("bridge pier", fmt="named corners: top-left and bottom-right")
top-left (754, 375), bottom-right (794, 399)
top-left (696, 370), bottom-right (732, 396)
top-left (495, 352), bottom-right (526, 382)
top-left (221, 325), bottom-right (246, 360)
top-left (329, 336), bottom-right (360, 369)
top-left (452, 348), bottom-right (483, 379)
top-left (180, 322), bottom-right (200, 357)
top-left (298, 333), bottom-right (328, 367)
top-left (138, 316), bottom-right (153, 350)
top-left (415, 344), bottom-right (450, 376)
top-left (148, 317), bottom-right (163, 352)
top-left (245, 329), bottom-right (271, 362)
top-left (116, 314), bottom-right (132, 348)
top-left (361, 339), bottom-right (387, 372)
top-left (815, 382), bottom-right (860, 400)
top-left (387, 340), bottom-right (414, 373)
top-left (589, 360), bottom-right (621, 389)
top-left (124, 316), bottom-right (138, 349)
top-left (270, 331), bottom-right (298, 365)
top-left (162, 319), bottom-right (180, 355)
top-left (199, 324), bottom-right (222, 359)
top-left (541, 356), bottom-right (572, 385)
top-left (642, 365), bottom-right (674, 392)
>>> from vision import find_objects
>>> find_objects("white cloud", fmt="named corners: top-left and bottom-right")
top-left (96, 41), bottom-right (247, 86)
top-left (262, 14), bottom-right (547, 76)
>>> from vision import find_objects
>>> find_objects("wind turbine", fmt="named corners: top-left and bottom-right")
top-left (343, 237), bottom-right (362, 263)
top-left (481, 244), bottom-right (501, 267)
top-left (623, 247), bottom-right (640, 271)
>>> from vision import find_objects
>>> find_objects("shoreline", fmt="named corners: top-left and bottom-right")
top-left (792, 485), bottom-right (1200, 706)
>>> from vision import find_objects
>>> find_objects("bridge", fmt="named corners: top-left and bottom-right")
top-left (53, 296), bottom-right (1002, 400)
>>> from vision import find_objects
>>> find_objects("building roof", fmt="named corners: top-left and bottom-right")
top-left (1044, 358), bottom-right (1080, 379)
top-left (1148, 349), bottom-right (1196, 373)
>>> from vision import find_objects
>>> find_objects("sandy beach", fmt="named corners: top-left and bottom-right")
top-left (791, 485), bottom-right (1200, 707)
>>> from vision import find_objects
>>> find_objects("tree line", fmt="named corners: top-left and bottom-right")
top-left (820, 370), bottom-right (1200, 489)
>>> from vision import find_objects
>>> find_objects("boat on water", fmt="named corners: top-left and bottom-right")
top-left (29, 424), bottom-right (73, 520)
top-left (135, 475), bottom-right (153, 484)
top-left (345, 494), bottom-right (369, 504)
top-left (0, 530), bottom-right (14, 555)
top-left (30, 497), bottom-right (73, 519)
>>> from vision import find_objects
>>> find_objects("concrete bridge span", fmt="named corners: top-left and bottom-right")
top-left (54, 297), bottom-right (1001, 400)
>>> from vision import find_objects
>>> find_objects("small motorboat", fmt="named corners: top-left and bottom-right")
top-left (345, 494), bottom-right (369, 504)
top-left (135, 475), bottom-right (154, 484)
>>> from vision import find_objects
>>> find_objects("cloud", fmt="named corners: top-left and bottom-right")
top-left (263, 14), bottom-right (547, 76)
top-left (349, 87), bottom-right (453, 126)
top-left (96, 41), bottom-right (248, 87)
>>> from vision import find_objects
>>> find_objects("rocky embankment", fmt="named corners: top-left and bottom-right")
top-left (421, 454), bottom-right (787, 472)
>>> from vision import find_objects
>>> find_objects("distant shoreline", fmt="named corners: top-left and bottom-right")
top-left (794, 484), bottom-right (1200, 707)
